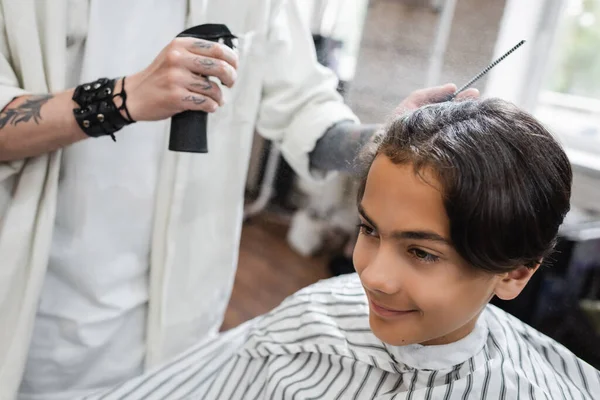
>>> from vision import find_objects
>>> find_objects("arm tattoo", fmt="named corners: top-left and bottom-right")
top-left (0, 95), bottom-right (53, 129)
top-left (182, 95), bottom-right (206, 105)
top-left (310, 121), bottom-right (380, 174)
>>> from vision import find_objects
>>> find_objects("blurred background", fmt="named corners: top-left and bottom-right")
top-left (226, 0), bottom-right (600, 370)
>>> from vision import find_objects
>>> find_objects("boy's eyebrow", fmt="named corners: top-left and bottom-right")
top-left (357, 203), bottom-right (378, 228)
top-left (358, 203), bottom-right (452, 245)
top-left (395, 230), bottom-right (451, 245)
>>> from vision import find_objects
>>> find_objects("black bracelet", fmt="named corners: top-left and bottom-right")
top-left (72, 77), bottom-right (135, 141)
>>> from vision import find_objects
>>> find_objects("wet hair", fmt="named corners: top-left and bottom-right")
top-left (357, 98), bottom-right (572, 273)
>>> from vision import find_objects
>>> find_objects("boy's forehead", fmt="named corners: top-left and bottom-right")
top-left (363, 156), bottom-right (449, 234)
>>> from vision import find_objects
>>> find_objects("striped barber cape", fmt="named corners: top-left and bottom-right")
top-left (86, 274), bottom-right (600, 399)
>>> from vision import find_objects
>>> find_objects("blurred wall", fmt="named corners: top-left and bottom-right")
top-left (347, 0), bottom-right (507, 123)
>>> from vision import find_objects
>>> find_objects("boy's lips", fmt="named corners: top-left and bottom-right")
top-left (369, 298), bottom-right (417, 319)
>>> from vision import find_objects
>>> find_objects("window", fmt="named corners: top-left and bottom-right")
top-left (535, 0), bottom-right (600, 158)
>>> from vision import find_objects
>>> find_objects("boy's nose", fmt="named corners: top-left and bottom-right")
top-left (359, 250), bottom-right (404, 296)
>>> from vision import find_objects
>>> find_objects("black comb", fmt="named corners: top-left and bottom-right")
top-left (449, 39), bottom-right (526, 100)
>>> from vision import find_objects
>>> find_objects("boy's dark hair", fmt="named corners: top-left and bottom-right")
top-left (358, 98), bottom-right (572, 273)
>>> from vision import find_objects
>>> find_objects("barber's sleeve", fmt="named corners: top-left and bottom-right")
top-left (256, 0), bottom-right (359, 183)
top-left (0, 8), bottom-right (29, 177)
top-left (0, 9), bottom-right (27, 110)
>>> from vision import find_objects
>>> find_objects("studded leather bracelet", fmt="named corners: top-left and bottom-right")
top-left (72, 77), bottom-right (135, 141)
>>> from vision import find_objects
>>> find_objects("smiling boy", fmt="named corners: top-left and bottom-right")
top-left (89, 99), bottom-right (599, 400)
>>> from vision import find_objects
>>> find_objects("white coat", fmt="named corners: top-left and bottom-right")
top-left (0, 0), bottom-right (357, 397)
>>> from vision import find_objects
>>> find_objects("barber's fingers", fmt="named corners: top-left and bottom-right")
top-left (182, 37), bottom-right (239, 70)
top-left (186, 74), bottom-right (224, 106)
top-left (454, 88), bottom-right (480, 100)
top-left (182, 54), bottom-right (237, 88)
top-left (409, 84), bottom-right (480, 105)
top-left (395, 83), bottom-right (456, 114)
top-left (421, 83), bottom-right (458, 104)
top-left (179, 91), bottom-right (220, 113)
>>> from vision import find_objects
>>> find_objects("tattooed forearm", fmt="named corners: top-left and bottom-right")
top-left (0, 95), bottom-right (53, 129)
top-left (182, 95), bottom-right (207, 105)
top-left (310, 121), bottom-right (380, 173)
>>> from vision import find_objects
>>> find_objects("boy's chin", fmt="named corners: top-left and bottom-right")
top-left (370, 311), bottom-right (483, 347)
top-left (368, 313), bottom-right (420, 347)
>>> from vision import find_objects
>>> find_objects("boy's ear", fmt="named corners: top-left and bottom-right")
top-left (494, 263), bottom-right (541, 301)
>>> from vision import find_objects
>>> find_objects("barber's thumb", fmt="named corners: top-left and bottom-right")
top-left (439, 83), bottom-right (458, 92)
top-left (455, 87), bottom-right (480, 100)
top-left (429, 83), bottom-right (458, 103)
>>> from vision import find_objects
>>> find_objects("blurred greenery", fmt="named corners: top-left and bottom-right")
top-left (548, 0), bottom-right (600, 99)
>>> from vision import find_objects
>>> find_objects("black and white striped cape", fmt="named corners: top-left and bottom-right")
top-left (86, 274), bottom-right (600, 399)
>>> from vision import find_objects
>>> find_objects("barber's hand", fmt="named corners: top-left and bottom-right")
top-left (122, 37), bottom-right (239, 122)
top-left (394, 83), bottom-right (480, 114)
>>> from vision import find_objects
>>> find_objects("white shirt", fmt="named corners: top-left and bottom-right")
top-left (89, 274), bottom-right (600, 400)
top-left (19, 1), bottom-right (186, 398)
